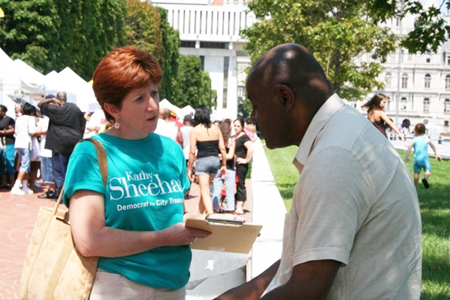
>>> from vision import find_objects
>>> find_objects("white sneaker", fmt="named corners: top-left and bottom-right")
top-left (11, 186), bottom-right (25, 196)
top-left (22, 185), bottom-right (34, 195)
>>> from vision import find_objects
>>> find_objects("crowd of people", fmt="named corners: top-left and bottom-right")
top-left (2, 43), bottom-right (440, 299)
top-left (0, 92), bottom-right (85, 200)
top-left (153, 104), bottom-right (258, 215)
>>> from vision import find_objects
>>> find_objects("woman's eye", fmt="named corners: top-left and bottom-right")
top-left (136, 96), bottom-right (144, 103)
top-left (151, 91), bottom-right (159, 97)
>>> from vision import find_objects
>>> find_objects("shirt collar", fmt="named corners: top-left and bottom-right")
top-left (293, 93), bottom-right (344, 172)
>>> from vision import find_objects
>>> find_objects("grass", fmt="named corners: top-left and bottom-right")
top-left (264, 145), bottom-right (450, 299)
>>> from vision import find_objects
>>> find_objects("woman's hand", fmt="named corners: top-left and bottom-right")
top-left (399, 132), bottom-right (405, 142)
top-left (163, 222), bottom-right (211, 246)
top-left (236, 157), bottom-right (247, 164)
top-left (220, 165), bottom-right (227, 179)
top-left (187, 168), bottom-right (195, 182)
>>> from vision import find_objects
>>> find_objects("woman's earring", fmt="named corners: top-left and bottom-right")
top-left (114, 121), bottom-right (120, 129)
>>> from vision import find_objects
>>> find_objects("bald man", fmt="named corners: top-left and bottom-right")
top-left (38, 91), bottom-right (85, 201)
top-left (216, 44), bottom-right (421, 299)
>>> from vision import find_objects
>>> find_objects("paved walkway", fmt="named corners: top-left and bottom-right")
top-left (0, 188), bottom-right (54, 300)
top-left (0, 178), bottom-right (255, 300)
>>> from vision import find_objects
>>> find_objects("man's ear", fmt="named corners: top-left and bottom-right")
top-left (276, 84), bottom-right (295, 112)
top-left (103, 103), bottom-right (119, 119)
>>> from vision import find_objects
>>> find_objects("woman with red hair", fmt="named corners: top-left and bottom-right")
top-left (62, 46), bottom-right (210, 299)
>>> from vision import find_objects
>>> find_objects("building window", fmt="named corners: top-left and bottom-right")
top-left (445, 99), bottom-right (450, 114)
top-left (385, 73), bottom-right (391, 88)
top-left (426, 51), bottom-right (431, 63)
top-left (402, 73), bottom-right (408, 89)
top-left (390, 52), bottom-right (396, 63)
top-left (180, 41), bottom-right (196, 48)
top-left (444, 120), bottom-right (449, 132)
top-left (446, 75), bottom-right (450, 90)
top-left (386, 97), bottom-right (391, 110)
top-left (237, 87), bottom-right (246, 99)
top-left (222, 56), bottom-right (229, 109)
top-left (401, 97), bottom-right (407, 111)
top-left (423, 98), bottom-right (430, 113)
top-left (200, 56), bottom-right (205, 71)
top-left (424, 119), bottom-right (429, 125)
top-left (200, 42), bottom-right (229, 49)
top-left (424, 74), bottom-right (431, 89)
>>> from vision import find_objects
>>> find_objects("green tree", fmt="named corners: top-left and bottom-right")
top-left (243, 0), bottom-right (450, 101)
top-left (124, 2), bottom-right (181, 102)
top-left (173, 55), bottom-right (216, 108)
top-left (51, 0), bottom-right (126, 79)
top-left (243, 0), bottom-right (397, 101)
top-left (0, 0), bottom-right (58, 72)
top-left (125, 0), bottom-right (162, 59)
top-left (157, 6), bottom-right (180, 102)
top-left (0, 0), bottom-right (126, 79)
top-left (368, 0), bottom-right (450, 53)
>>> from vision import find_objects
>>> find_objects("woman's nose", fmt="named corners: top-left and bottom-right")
top-left (147, 98), bottom-right (158, 111)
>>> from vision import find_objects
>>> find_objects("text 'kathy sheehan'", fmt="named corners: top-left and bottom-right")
top-left (109, 171), bottom-right (184, 201)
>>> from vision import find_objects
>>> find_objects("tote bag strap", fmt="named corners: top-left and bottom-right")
top-left (52, 138), bottom-right (108, 213)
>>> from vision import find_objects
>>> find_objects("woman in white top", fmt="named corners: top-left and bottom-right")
top-left (11, 103), bottom-right (40, 195)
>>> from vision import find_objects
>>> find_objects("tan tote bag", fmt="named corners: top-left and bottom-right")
top-left (20, 138), bottom-right (108, 300)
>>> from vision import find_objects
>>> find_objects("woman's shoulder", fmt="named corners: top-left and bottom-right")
top-left (73, 139), bottom-right (98, 155)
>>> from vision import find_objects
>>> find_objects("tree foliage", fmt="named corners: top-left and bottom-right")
top-left (243, 0), bottom-right (397, 100)
top-left (125, 0), bottom-right (162, 60)
top-left (50, 0), bottom-right (126, 79)
top-left (367, 0), bottom-right (450, 53)
top-left (156, 6), bottom-right (180, 102)
top-left (173, 55), bottom-right (216, 109)
top-left (0, 0), bottom-right (215, 108)
top-left (0, 0), bottom-right (126, 80)
top-left (0, 0), bottom-right (57, 72)
top-left (243, 0), bottom-right (450, 101)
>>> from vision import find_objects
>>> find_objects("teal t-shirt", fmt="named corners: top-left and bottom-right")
top-left (63, 133), bottom-right (191, 290)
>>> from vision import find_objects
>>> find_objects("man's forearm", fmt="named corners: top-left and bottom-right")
top-left (38, 98), bottom-right (54, 107)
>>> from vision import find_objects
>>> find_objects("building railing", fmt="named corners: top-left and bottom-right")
top-left (155, 4), bottom-right (255, 43)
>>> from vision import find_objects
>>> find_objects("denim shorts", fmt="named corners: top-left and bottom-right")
top-left (413, 159), bottom-right (431, 173)
top-left (17, 148), bottom-right (31, 173)
top-left (195, 156), bottom-right (220, 176)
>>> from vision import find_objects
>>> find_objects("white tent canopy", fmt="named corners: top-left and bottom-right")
top-left (160, 98), bottom-right (182, 117)
top-left (1, 47), bottom-right (100, 113)
top-left (0, 49), bottom-right (21, 118)
top-left (12, 59), bottom-right (45, 94)
top-left (180, 105), bottom-right (195, 118)
top-left (44, 67), bottom-right (100, 112)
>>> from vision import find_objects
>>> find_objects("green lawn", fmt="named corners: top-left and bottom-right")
top-left (264, 145), bottom-right (450, 299)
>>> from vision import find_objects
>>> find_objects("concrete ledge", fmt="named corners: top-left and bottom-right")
top-left (250, 139), bottom-right (286, 279)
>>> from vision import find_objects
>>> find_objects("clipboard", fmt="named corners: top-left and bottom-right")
top-left (185, 218), bottom-right (263, 254)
